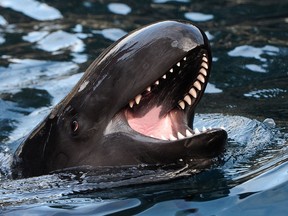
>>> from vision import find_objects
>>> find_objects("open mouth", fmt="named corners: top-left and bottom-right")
top-left (122, 47), bottom-right (212, 141)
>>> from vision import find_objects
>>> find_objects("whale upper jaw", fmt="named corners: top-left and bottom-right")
top-left (13, 20), bottom-right (227, 178)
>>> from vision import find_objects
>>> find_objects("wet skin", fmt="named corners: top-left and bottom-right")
top-left (12, 20), bottom-right (227, 178)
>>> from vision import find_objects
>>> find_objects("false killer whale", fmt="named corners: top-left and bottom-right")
top-left (12, 20), bottom-right (227, 178)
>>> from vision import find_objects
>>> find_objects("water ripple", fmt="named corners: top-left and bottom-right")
top-left (244, 88), bottom-right (287, 99)
top-left (228, 45), bottom-right (279, 62)
top-left (35, 30), bottom-right (85, 52)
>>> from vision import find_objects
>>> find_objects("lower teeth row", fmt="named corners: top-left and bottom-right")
top-left (151, 126), bottom-right (211, 141)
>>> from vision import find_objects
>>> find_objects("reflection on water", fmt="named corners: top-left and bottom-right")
top-left (184, 12), bottom-right (214, 22)
top-left (228, 45), bottom-right (280, 73)
top-left (244, 88), bottom-right (287, 99)
top-left (0, 0), bottom-right (62, 21)
top-left (0, 0), bottom-right (287, 214)
top-left (107, 3), bottom-right (132, 15)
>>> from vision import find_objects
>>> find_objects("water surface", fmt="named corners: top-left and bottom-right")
top-left (0, 0), bottom-right (287, 215)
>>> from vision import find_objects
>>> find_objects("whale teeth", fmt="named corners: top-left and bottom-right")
top-left (201, 62), bottom-right (208, 70)
top-left (154, 80), bottom-right (160, 85)
top-left (202, 56), bottom-right (208, 63)
top-left (200, 68), bottom-right (207, 76)
top-left (177, 132), bottom-right (185, 139)
top-left (194, 128), bottom-right (200, 135)
top-left (169, 134), bottom-right (177, 141)
top-left (186, 129), bottom-right (193, 137)
top-left (184, 95), bottom-right (192, 105)
top-left (197, 74), bottom-right (205, 83)
top-left (161, 135), bottom-right (168, 140)
top-left (135, 94), bottom-right (142, 104)
top-left (129, 100), bottom-right (134, 108)
top-left (127, 53), bottom-right (210, 115)
top-left (178, 100), bottom-right (185, 110)
top-left (202, 126), bottom-right (207, 132)
top-left (189, 88), bottom-right (197, 98)
top-left (194, 81), bottom-right (202, 91)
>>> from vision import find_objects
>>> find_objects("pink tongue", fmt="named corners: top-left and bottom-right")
top-left (126, 106), bottom-right (174, 139)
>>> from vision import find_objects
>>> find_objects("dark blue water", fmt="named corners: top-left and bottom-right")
top-left (0, 0), bottom-right (287, 215)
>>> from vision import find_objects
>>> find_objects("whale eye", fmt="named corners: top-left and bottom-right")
top-left (71, 120), bottom-right (79, 134)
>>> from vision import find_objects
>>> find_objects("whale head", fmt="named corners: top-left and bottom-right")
top-left (13, 20), bottom-right (227, 178)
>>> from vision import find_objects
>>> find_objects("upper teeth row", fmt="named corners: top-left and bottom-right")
top-left (178, 54), bottom-right (208, 110)
top-left (129, 54), bottom-right (208, 109)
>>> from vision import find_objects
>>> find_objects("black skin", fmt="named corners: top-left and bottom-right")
top-left (12, 20), bottom-right (227, 178)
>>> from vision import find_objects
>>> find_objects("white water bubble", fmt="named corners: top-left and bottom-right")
top-left (263, 118), bottom-right (276, 128)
